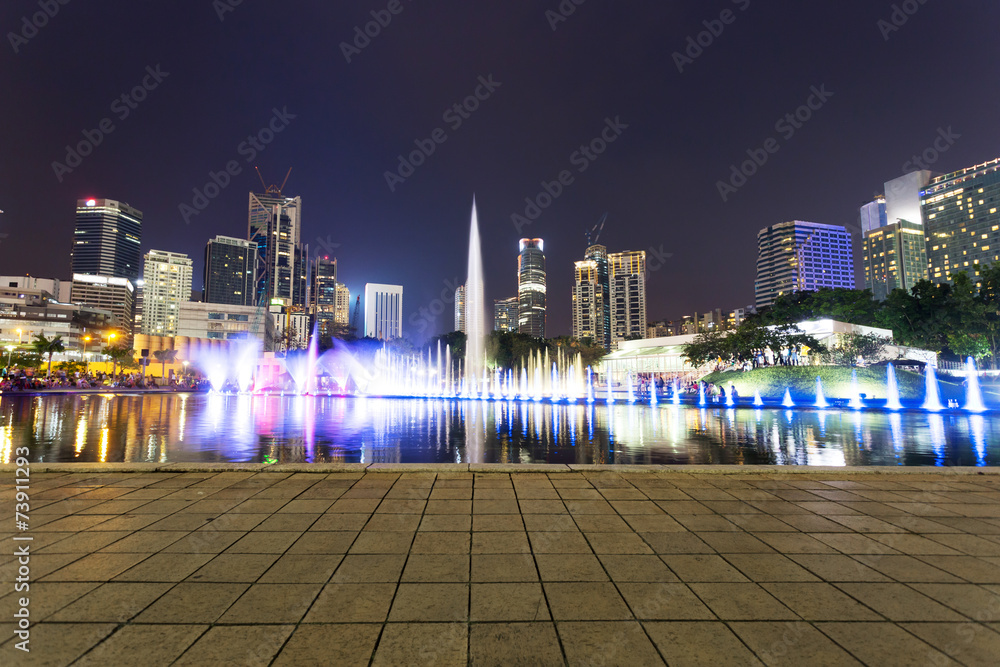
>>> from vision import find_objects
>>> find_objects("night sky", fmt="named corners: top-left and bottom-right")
top-left (2, 1), bottom-right (998, 340)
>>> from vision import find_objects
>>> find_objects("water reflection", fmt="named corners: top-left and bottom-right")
top-left (1, 394), bottom-right (997, 467)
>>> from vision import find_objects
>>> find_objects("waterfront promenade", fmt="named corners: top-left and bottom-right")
top-left (2, 464), bottom-right (999, 665)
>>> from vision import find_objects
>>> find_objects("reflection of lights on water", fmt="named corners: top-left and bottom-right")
top-left (0, 424), bottom-right (12, 464)
top-left (100, 427), bottom-right (109, 462)
top-left (75, 416), bottom-right (88, 457)
top-left (928, 414), bottom-right (946, 467)
top-left (889, 413), bottom-right (904, 459)
top-left (970, 415), bottom-right (986, 466)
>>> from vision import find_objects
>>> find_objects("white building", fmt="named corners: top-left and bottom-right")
top-left (0, 276), bottom-right (72, 303)
top-left (609, 250), bottom-right (647, 348)
top-left (176, 301), bottom-right (275, 350)
top-left (141, 250), bottom-right (193, 337)
top-left (364, 283), bottom-right (402, 340)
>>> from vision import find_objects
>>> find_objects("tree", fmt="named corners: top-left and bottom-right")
top-left (102, 344), bottom-right (134, 378)
top-left (31, 333), bottom-right (65, 379)
top-left (822, 332), bottom-right (890, 366)
top-left (946, 332), bottom-right (991, 363)
top-left (152, 349), bottom-right (178, 379)
top-left (756, 288), bottom-right (879, 327)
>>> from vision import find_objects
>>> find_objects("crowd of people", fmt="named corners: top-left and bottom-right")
top-left (0, 366), bottom-right (203, 392)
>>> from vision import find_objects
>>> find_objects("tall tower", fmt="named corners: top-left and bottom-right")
top-left (454, 284), bottom-right (466, 333)
top-left (204, 236), bottom-right (256, 306)
top-left (141, 250), bottom-right (193, 336)
top-left (573, 244), bottom-right (610, 349)
top-left (311, 255), bottom-right (339, 336)
top-left (517, 238), bottom-right (546, 338)
top-left (72, 198), bottom-right (143, 281)
top-left (608, 250), bottom-right (647, 347)
top-left (248, 189), bottom-right (302, 307)
top-left (755, 221), bottom-right (855, 308)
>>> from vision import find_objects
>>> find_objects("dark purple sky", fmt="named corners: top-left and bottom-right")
top-left (2, 0), bottom-right (998, 340)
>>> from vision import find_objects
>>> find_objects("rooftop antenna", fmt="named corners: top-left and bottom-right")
top-left (585, 213), bottom-right (607, 247)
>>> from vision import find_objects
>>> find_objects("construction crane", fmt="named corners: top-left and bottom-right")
top-left (351, 295), bottom-right (362, 336)
top-left (255, 167), bottom-right (293, 196)
top-left (585, 213), bottom-right (607, 247)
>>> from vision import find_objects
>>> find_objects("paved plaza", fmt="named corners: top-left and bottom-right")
top-left (2, 464), bottom-right (1000, 665)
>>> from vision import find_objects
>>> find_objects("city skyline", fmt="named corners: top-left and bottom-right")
top-left (3, 3), bottom-right (998, 338)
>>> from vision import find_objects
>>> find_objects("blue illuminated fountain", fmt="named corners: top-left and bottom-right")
top-left (923, 365), bottom-right (944, 412)
top-left (815, 378), bottom-right (829, 409)
top-left (965, 357), bottom-right (985, 413)
top-left (848, 369), bottom-right (864, 410)
top-left (753, 390), bottom-right (764, 407)
top-left (782, 389), bottom-right (795, 408)
top-left (885, 363), bottom-right (903, 411)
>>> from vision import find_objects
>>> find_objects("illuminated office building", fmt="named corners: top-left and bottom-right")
top-left (755, 221), bottom-right (855, 308)
top-left (609, 250), bottom-right (647, 347)
top-left (517, 239), bottom-right (546, 338)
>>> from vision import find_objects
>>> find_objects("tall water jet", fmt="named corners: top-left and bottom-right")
top-left (965, 357), bottom-right (986, 412)
top-left (465, 198), bottom-right (486, 395)
top-left (782, 388), bottom-right (795, 408)
top-left (922, 365), bottom-right (944, 411)
top-left (698, 382), bottom-right (706, 407)
top-left (753, 390), bottom-right (764, 407)
top-left (848, 369), bottom-right (864, 410)
top-left (815, 378), bottom-right (829, 409)
top-left (886, 363), bottom-right (902, 410)
top-left (672, 378), bottom-right (681, 406)
top-left (726, 382), bottom-right (735, 407)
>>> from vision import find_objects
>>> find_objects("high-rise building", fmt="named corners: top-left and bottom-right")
top-left (517, 239), bottom-right (546, 338)
top-left (608, 250), bottom-right (647, 347)
top-left (755, 221), bottom-right (856, 309)
top-left (71, 198), bottom-right (143, 282)
top-left (454, 284), bottom-right (466, 333)
top-left (70, 274), bottom-right (136, 337)
top-left (311, 256), bottom-right (339, 337)
top-left (141, 250), bottom-right (193, 337)
top-left (922, 158), bottom-right (1000, 286)
top-left (494, 297), bottom-right (518, 333)
top-left (204, 236), bottom-right (257, 306)
top-left (572, 244), bottom-right (610, 348)
top-left (863, 220), bottom-right (927, 300)
top-left (335, 283), bottom-right (351, 327)
top-left (860, 197), bottom-right (887, 235)
top-left (364, 283), bottom-right (402, 340)
top-left (885, 171), bottom-right (932, 229)
top-left (248, 190), bottom-right (303, 307)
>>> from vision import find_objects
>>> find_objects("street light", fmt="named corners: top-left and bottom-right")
top-left (83, 335), bottom-right (91, 373)
top-left (5, 345), bottom-right (14, 369)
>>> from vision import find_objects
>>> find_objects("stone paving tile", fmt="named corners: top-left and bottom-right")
top-left (217, 583), bottom-right (321, 623)
top-left (303, 583), bottom-right (395, 623)
top-left (661, 554), bottom-right (749, 582)
top-left (332, 554), bottom-right (407, 583)
top-left (471, 583), bottom-right (550, 621)
top-left (761, 582), bottom-right (882, 621)
top-left (618, 583), bottom-right (715, 620)
top-left (728, 621), bottom-right (861, 666)
top-left (48, 581), bottom-right (171, 622)
top-left (133, 582), bottom-right (249, 623)
top-left (687, 583), bottom-right (798, 621)
top-left (74, 624), bottom-right (207, 666)
top-left (557, 621), bottom-right (663, 666)
top-left (900, 622), bottom-right (1000, 665)
top-left (259, 553), bottom-right (343, 583)
top-left (174, 624), bottom-right (294, 666)
top-left (0, 623), bottom-right (117, 666)
top-left (816, 622), bottom-right (957, 665)
top-left (470, 622), bottom-right (564, 666)
top-left (644, 621), bottom-right (763, 666)
top-left (599, 554), bottom-right (679, 582)
top-left (544, 582), bottom-right (632, 620)
top-left (372, 622), bottom-right (467, 666)
top-left (273, 624), bottom-right (382, 666)
top-left (835, 582), bottom-right (967, 621)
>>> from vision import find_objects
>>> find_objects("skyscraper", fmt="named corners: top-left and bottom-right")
top-left (140, 250), bottom-right (193, 337)
top-left (335, 283), bottom-right (351, 327)
top-left (860, 196), bottom-right (887, 235)
top-left (364, 283), bottom-right (403, 340)
top-left (517, 239), bottom-right (546, 338)
top-left (71, 198), bottom-right (143, 282)
top-left (922, 158), bottom-right (1000, 286)
top-left (311, 255), bottom-right (338, 337)
top-left (204, 236), bottom-right (257, 306)
top-left (248, 190), bottom-right (303, 306)
top-left (755, 221), bottom-right (856, 308)
top-left (70, 274), bottom-right (135, 337)
top-left (573, 244), bottom-right (610, 348)
top-left (494, 297), bottom-right (518, 333)
top-left (454, 284), bottom-right (466, 333)
top-left (863, 220), bottom-right (927, 300)
top-left (608, 250), bottom-right (647, 347)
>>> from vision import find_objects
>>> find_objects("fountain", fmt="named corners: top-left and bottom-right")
top-left (672, 379), bottom-right (681, 406)
top-left (885, 363), bottom-right (903, 411)
top-left (726, 382), bottom-right (735, 407)
top-left (782, 389), bottom-right (795, 408)
top-left (465, 198), bottom-right (486, 394)
top-left (753, 390), bottom-right (763, 407)
top-left (698, 382), bottom-right (706, 407)
top-left (848, 369), bottom-right (864, 410)
top-left (815, 378), bottom-right (828, 409)
top-left (965, 357), bottom-right (986, 412)
top-left (650, 380), bottom-right (658, 406)
top-left (922, 365), bottom-right (944, 412)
